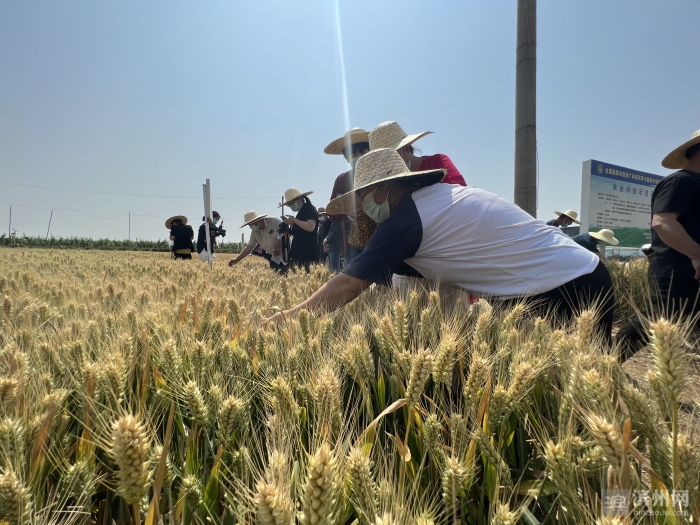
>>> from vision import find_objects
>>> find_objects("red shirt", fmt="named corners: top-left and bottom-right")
top-left (420, 154), bottom-right (466, 186)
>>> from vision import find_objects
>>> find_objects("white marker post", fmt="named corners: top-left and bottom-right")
top-left (203, 179), bottom-right (213, 269)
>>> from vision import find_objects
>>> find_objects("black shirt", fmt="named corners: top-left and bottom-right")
top-left (571, 233), bottom-right (600, 254)
top-left (344, 193), bottom-right (422, 285)
top-left (650, 170), bottom-right (700, 279)
top-left (197, 223), bottom-right (219, 254)
top-left (170, 224), bottom-right (194, 252)
top-left (290, 200), bottom-right (319, 261)
top-left (546, 219), bottom-right (559, 227)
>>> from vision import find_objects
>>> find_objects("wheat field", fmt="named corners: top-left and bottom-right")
top-left (0, 248), bottom-right (697, 525)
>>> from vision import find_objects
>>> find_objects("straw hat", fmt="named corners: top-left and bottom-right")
top-left (589, 229), bottom-right (619, 246)
top-left (279, 187), bottom-right (313, 207)
top-left (240, 210), bottom-right (268, 228)
top-left (662, 129), bottom-right (700, 169)
top-left (165, 215), bottom-right (188, 229)
top-left (369, 121), bottom-right (433, 151)
top-left (324, 128), bottom-right (370, 155)
top-left (554, 210), bottom-right (581, 225)
top-left (326, 148), bottom-right (445, 215)
top-left (317, 207), bottom-right (328, 215)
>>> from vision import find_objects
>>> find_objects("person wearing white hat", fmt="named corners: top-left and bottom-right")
top-left (571, 229), bottom-right (618, 262)
top-left (228, 211), bottom-right (284, 271)
top-left (280, 187), bottom-right (319, 273)
top-left (546, 210), bottom-right (581, 228)
top-left (368, 121), bottom-right (466, 186)
top-left (325, 128), bottom-right (374, 267)
top-left (166, 215), bottom-right (194, 260)
top-left (616, 128), bottom-right (700, 360)
top-left (265, 149), bottom-right (615, 341)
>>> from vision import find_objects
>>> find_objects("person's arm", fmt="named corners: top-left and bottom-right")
top-left (283, 216), bottom-right (316, 232)
top-left (652, 212), bottom-right (700, 279)
top-left (169, 235), bottom-right (175, 241)
top-left (229, 242), bottom-right (255, 266)
top-left (265, 273), bottom-right (371, 323)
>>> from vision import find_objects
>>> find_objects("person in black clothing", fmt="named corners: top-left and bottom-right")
top-left (280, 188), bottom-right (318, 273)
top-left (166, 215), bottom-right (195, 260)
top-left (197, 211), bottom-right (223, 261)
top-left (571, 229), bottom-right (618, 262)
top-left (617, 129), bottom-right (700, 361)
top-left (545, 210), bottom-right (580, 228)
top-left (316, 207), bottom-right (331, 265)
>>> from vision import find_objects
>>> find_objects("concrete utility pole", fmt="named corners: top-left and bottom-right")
top-left (514, 0), bottom-right (537, 217)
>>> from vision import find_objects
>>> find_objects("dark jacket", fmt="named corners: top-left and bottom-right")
top-left (197, 223), bottom-right (219, 254)
top-left (170, 224), bottom-right (195, 252)
top-left (325, 220), bottom-right (342, 253)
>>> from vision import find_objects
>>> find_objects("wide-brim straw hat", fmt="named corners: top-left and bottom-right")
top-left (317, 207), bottom-right (328, 215)
top-left (240, 211), bottom-right (268, 228)
top-left (369, 121), bottom-right (433, 151)
top-left (589, 229), bottom-right (619, 246)
top-left (324, 127), bottom-right (371, 155)
top-left (662, 129), bottom-right (700, 169)
top-left (326, 148), bottom-right (445, 215)
top-left (279, 187), bottom-right (313, 208)
top-left (554, 210), bottom-right (581, 225)
top-left (165, 215), bottom-right (188, 229)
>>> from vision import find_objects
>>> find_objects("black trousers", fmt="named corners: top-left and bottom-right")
top-left (616, 270), bottom-right (700, 361)
top-left (173, 252), bottom-right (192, 260)
top-left (497, 261), bottom-right (615, 344)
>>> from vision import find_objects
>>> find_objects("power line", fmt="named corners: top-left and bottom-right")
top-left (0, 180), bottom-right (277, 200)
top-left (0, 202), bottom-right (248, 223)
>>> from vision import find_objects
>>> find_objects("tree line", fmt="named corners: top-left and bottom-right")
top-left (0, 234), bottom-right (245, 253)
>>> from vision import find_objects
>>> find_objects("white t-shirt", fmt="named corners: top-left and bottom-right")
top-left (345, 184), bottom-right (599, 299)
top-left (246, 217), bottom-right (282, 254)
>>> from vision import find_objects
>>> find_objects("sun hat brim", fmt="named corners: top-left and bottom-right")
top-left (554, 211), bottom-right (581, 225)
top-left (279, 191), bottom-right (313, 208)
top-left (240, 213), bottom-right (269, 228)
top-left (165, 215), bottom-right (188, 229)
top-left (395, 131), bottom-right (433, 151)
top-left (589, 231), bottom-right (619, 246)
top-left (326, 169), bottom-right (445, 215)
top-left (324, 131), bottom-right (371, 155)
top-left (662, 134), bottom-right (700, 169)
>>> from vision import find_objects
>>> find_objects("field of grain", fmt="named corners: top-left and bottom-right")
top-left (0, 248), bottom-right (697, 524)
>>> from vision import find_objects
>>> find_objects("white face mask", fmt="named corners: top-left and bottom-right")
top-left (319, 216), bottom-right (327, 222)
top-left (249, 224), bottom-right (259, 232)
top-left (362, 187), bottom-right (391, 223)
top-left (289, 201), bottom-right (302, 212)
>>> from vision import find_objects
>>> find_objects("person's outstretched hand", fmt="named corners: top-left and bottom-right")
top-left (228, 258), bottom-right (238, 267)
top-left (263, 309), bottom-right (288, 326)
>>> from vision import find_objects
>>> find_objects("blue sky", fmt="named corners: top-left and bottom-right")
top-left (1, 1), bottom-right (698, 242)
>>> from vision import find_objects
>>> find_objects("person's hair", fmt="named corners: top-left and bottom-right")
top-left (202, 211), bottom-right (221, 222)
top-left (686, 142), bottom-right (700, 160)
top-left (171, 219), bottom-right (182, 226)
top-left (342, 142), bottom-right (370, 158)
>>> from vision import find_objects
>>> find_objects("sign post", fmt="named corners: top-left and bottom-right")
top-left (203, 179), bottom-right (213, 269)
top-left (580, 160), bottom-right (664, 246)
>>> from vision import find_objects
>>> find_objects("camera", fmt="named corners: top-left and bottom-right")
top-left (277, 222), bottom-right (289, 235)
top-left (211, 225), bottom-right (227, 238)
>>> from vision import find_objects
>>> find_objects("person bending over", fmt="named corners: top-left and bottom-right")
top-left (265, 149), bottom-right (615, 342)
top-left (229, 211), bottom-right (284, 272)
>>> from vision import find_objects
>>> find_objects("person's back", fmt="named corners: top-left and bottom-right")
top-left (171, 224), bottom-right (194, 251)
top-left (571, 233), bottom-right (600, 254)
